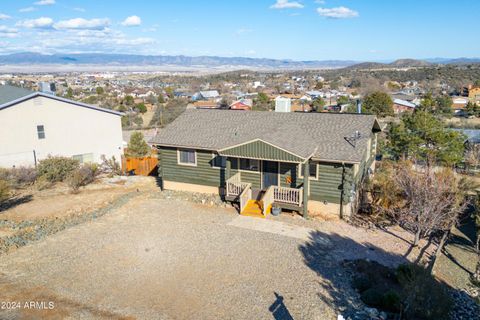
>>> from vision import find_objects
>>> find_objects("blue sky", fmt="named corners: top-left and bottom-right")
top-left (0, 0), bottom-right (479, 61)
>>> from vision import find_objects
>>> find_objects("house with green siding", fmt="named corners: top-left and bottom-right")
top-left (150, 109), bottom-right (381, 219)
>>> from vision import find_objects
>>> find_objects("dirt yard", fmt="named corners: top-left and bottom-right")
top-left (0, 188), bottom-right (443, 320)
top-left (0, 176), bottom-right (156, 240)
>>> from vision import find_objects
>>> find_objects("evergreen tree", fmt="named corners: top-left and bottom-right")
top-left (387, 110), bottom-right (465, 166)
top-left (363, 91), bottom-right (394, 117)
top-left (127, 132), bottom-right (150, 157)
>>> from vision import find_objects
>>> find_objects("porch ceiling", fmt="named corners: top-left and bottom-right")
top-left (218, 139), bottom-right (305, 163)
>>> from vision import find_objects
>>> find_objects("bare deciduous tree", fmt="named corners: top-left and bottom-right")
top-left (375, 161), bottom-right (470, 271)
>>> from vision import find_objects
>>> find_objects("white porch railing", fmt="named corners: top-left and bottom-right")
top-left (262, 186), bottom-right (275, 215)
top-left (239, 183), bottom-right (252, 213)
top-left (273, 186), bottom-right (303, 207)
top-left (226, 172), bottom-right (250, 197)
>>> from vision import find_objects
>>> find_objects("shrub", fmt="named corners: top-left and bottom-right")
top-left (360, 286), bottom-right (401, 313)
top-left (35, 176), bottom-right (52, 191)
top-left (100, 155), bottom-right (122, 176)
top-left (352, 275), bottom-right (371, 292)
top-left (67, 165), bottom-right (96, 193)
top-left (348, 260), bottom-right (452, 319)
top-left (0, 167), bottom-right (37, 189)
top-left (0, 179), bottom-right (11, 203)
top-left (382, 290), bottom-right (401, 313)
top-left (361, 288), bottom-right (384, 308)
top-left (37, 156), bottom-right (80, 183)
top-left (396, 263), bottom-right (452, 320)
top-left (84, 163), bottom-right (100, 178)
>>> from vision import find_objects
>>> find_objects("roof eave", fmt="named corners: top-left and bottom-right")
top-left (0, 92), bottom-right (124, 116)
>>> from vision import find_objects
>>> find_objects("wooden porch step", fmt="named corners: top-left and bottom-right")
top-left (241, 200), bottom-right (265, 218)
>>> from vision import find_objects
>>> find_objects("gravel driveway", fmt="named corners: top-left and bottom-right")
top-left (0, 193), bottom-right (418, 320)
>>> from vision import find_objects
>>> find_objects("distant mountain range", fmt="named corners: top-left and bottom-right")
top-left (0, 53), bottom-right (478, 70)
top-left (0, 52), bottom-right (356, 69)
top-left (347, 58), bottom-right (480, 70)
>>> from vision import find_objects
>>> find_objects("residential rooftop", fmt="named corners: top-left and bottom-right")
top-left (0, 84), bottom-right (33, 105)
top-left (150, 109), bottom-right (380, 163)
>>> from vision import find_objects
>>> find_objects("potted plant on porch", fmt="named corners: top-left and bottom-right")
top-left (271, 205), bottom-right (281, 216)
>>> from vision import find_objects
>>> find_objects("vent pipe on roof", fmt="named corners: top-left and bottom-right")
top-left (356, 99), bottom-right (362, 114)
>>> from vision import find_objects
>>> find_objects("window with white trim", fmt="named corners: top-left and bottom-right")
top-left (177, 149), bottom-right (196, 166)
top-left (298, 162), bottom-right (318, 180)
top-left (239, 158), bottom-right (259, 172)
top-left (37, 125), bottom-right (45, 139)
top-left (72, 153), bottom-right (94, 163)
top-left (211, 154), bottom-right (226, 168)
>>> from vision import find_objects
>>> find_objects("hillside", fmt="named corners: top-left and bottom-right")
top-left (389, 59), bottom-right (432, 67)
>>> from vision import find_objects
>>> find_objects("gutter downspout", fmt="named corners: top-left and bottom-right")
top-left (339, 162), bottom-right (345, 220)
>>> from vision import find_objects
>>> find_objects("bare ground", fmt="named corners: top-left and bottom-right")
top-left (0, 190), bottom-right (437, 320)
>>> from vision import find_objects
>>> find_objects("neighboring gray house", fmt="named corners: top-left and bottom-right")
top-left (150, 109), bottom-right (381, 219)
top-left (192, 90), bottom-right (220, 101)
top-left (0, 85), bottom-right (124, 167)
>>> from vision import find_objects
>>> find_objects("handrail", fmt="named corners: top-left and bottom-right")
top-left (273, 186), bottom-right (303, 206)
top-left (262, 186), bottom-right (275, 215)
top-left (239, 183), bottom-right (252, 213)
top-left (226, 172), bottom-right (248, 196)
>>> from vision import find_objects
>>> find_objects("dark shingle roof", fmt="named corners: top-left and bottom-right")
top-left (0, 85), bottom-right (33, 105)
top-left (150, 109), bottom-right (380, 163)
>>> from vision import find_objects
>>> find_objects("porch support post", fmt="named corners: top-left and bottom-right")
top-left (302, 160), bottom-right (309, 219)
top-left (225, 157), bottom-right (231, 180)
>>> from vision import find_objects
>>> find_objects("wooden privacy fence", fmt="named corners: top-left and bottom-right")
top-left (121, 152), bottom-right (158, 176)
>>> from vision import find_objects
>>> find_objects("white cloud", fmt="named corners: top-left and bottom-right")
top-left (115, 37), bottom-right (154, 45)
top-left (34, 0), bottom-right (55, 5)
top-left (121, 15), bottom-right (141, 27)
top-left (236, 27), bottom-right (252, 35)
top-left (54, 18), bottom-right (110, 30)
top-left (0, 26), bottom-right (19, 38)
top-left (19, 7), bottom-right (36, 13)
top-left (245, 49), bottom-right (256, 55)
top-left (73, 7), bottom-right (86, 12)
top-left (142, 27), bottom-right (157, 32)
top-left (16, 17), bottom-right (54, 29)
top-left (0, 13), bottom-right (11, 20)
top-left (31, 27), bottom-right (156, 54)
top-left (317, 6), bottom-right (358, 18)
top-left (314, 0), bottom-right (325, 4)
top-left (270, 0), bottom-right (304, 9)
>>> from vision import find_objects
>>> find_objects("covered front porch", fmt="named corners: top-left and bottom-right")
top-left (219, 139), bottom-right (312, 218)
top-left (225, 171), bottom-right (304, 218)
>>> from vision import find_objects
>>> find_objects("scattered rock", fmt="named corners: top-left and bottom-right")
top-left (0, 191), bottom-right (140, 255)
top-left (152, 189), bottom-right (230, 208)
top-left (364, 307), bottom-right (378, 318)
top-left (449, 288), bottom-right (480, 320)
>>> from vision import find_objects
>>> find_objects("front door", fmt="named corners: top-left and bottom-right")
top-left (262, 161), bottom-right (278, 189)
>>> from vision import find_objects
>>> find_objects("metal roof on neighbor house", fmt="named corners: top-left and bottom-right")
top-left (199, 90), bottom-right (219, 98)
top-left (0, 85), bottom-right (123, 116)
top-left (453, 129), bottom-right (480, 144)
top-left (393, 98), bottom-right (416, 109)
top-left (150, 109), bottom-right (381, 163)
top-left (0, 85), bottom-right (33, 105)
